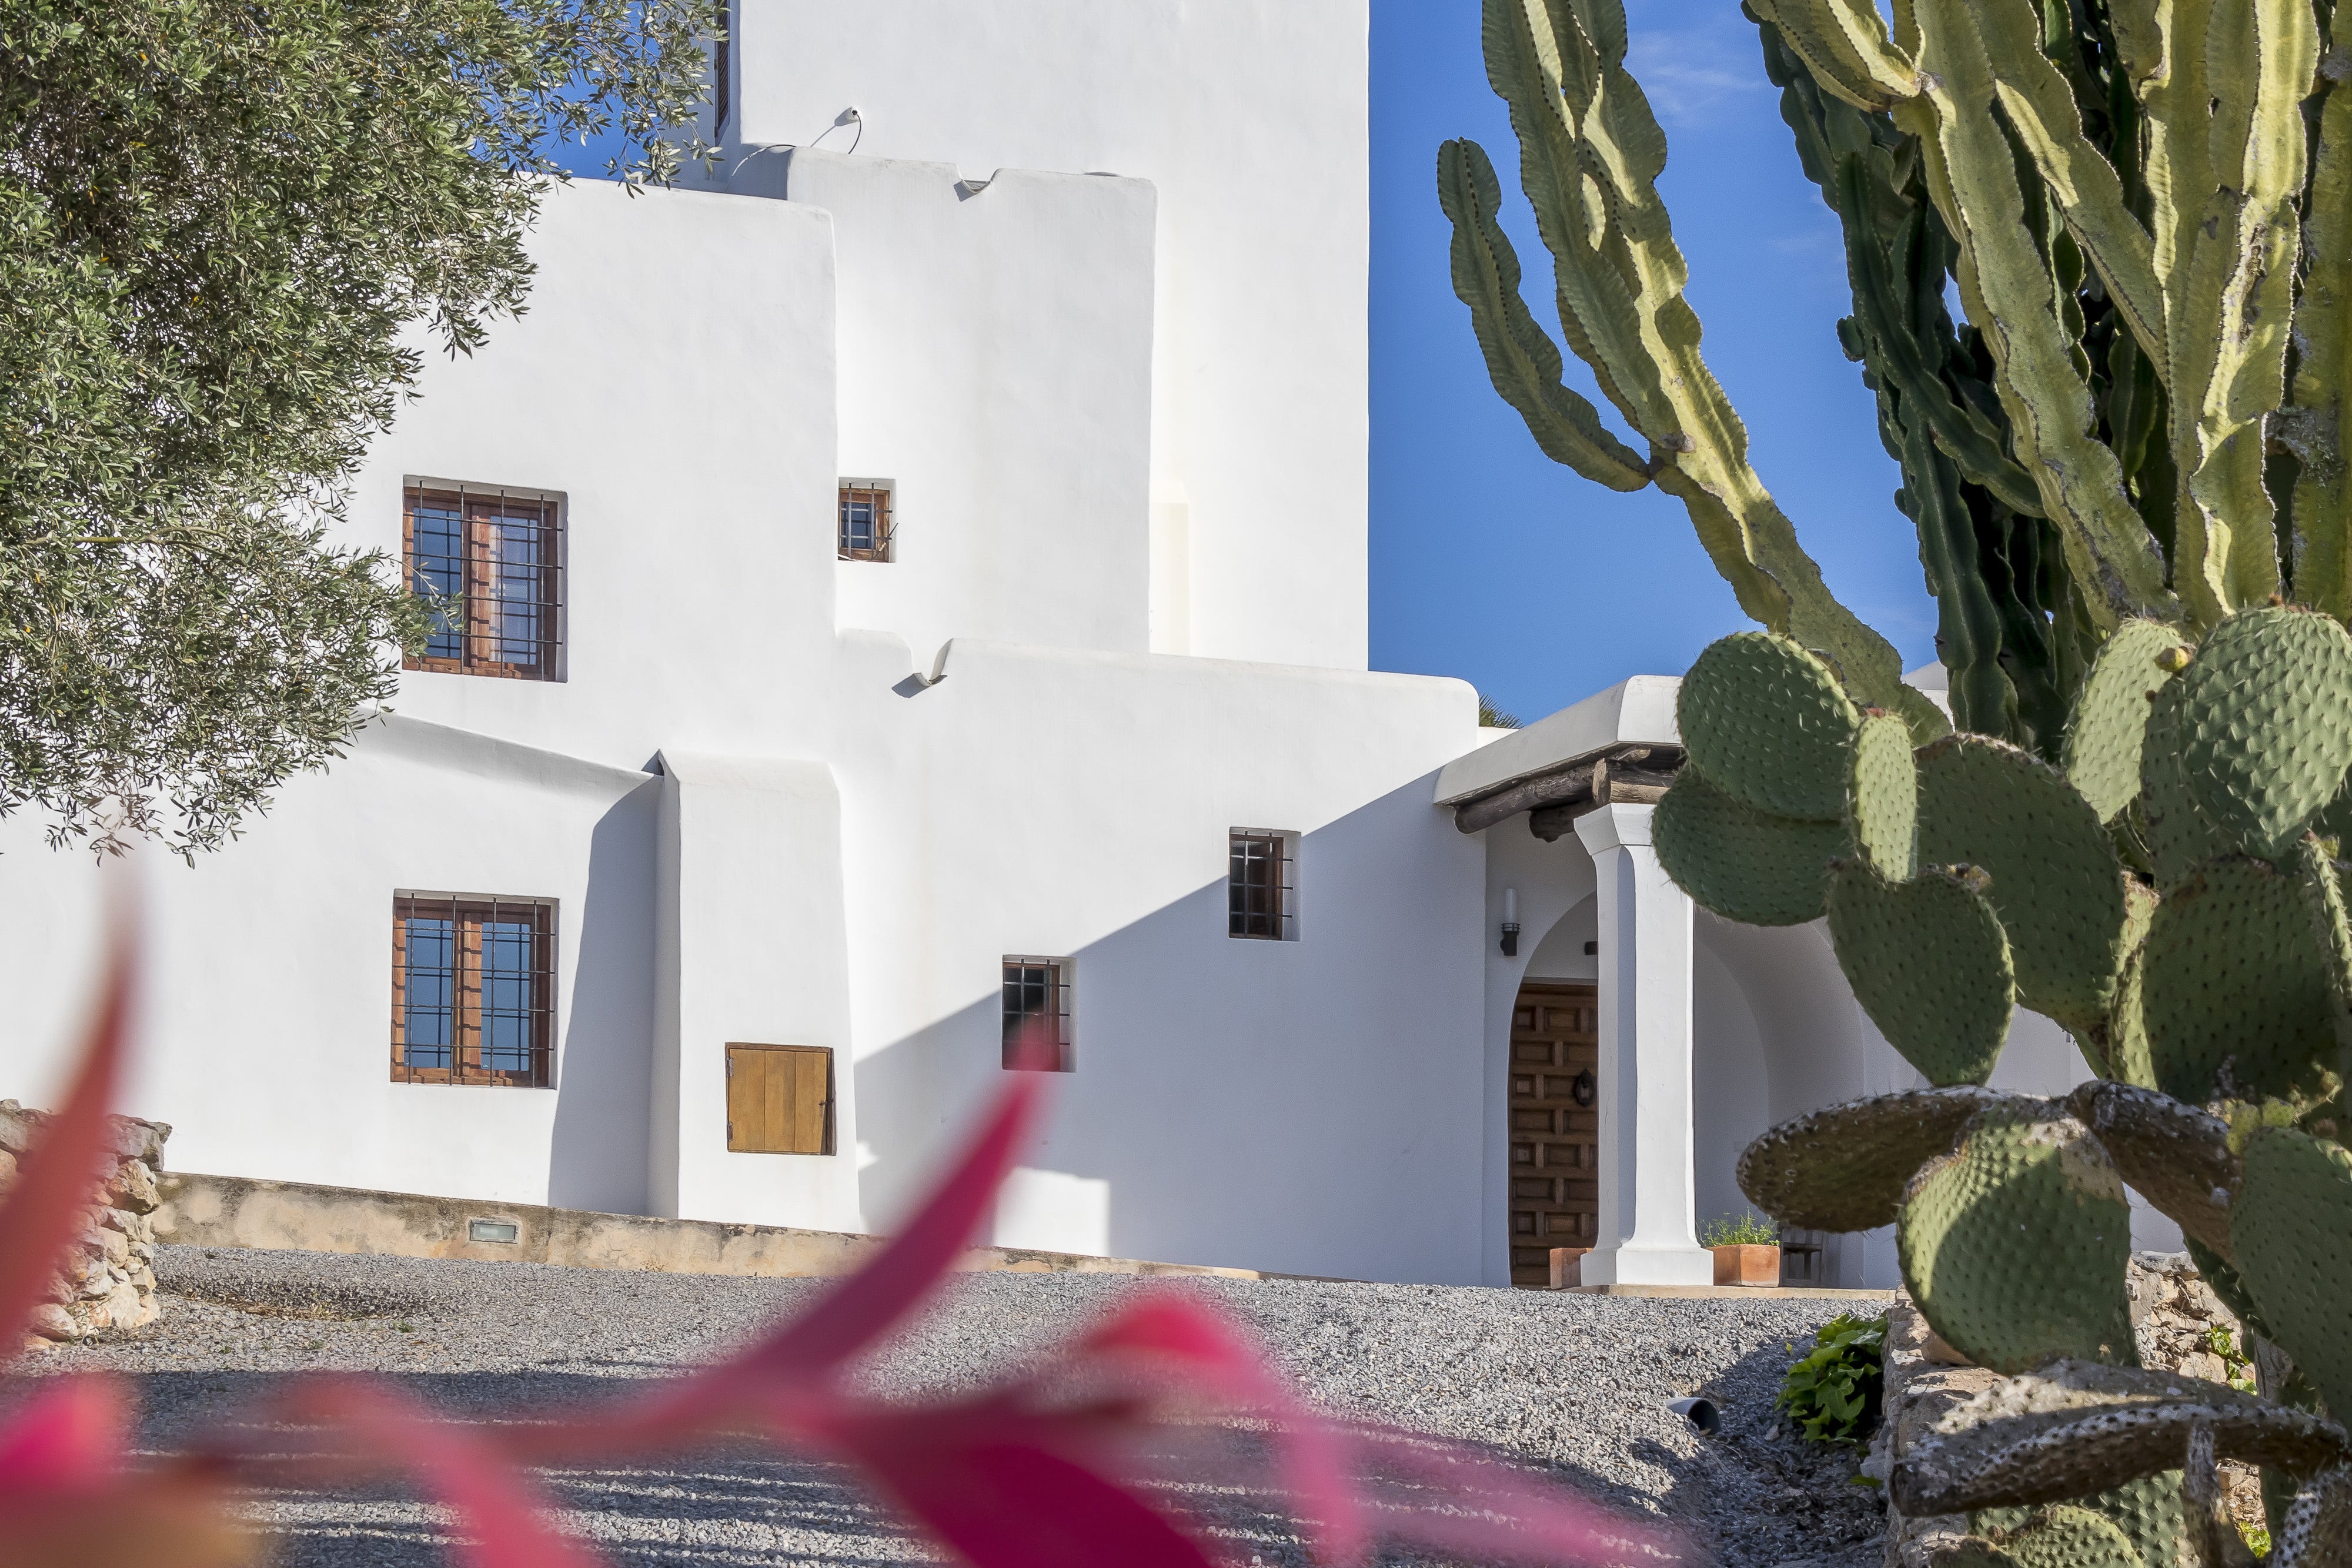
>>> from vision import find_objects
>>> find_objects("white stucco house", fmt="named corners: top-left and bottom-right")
top-left (0, 0), bottom-right (2152, 1290)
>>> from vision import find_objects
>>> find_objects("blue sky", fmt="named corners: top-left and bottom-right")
top-left (1371, 0), bottom-right (1937, 722)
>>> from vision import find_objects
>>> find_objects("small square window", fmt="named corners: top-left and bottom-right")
top-left (391, 892), bottom-right (556, 1086)
top-left (403, 482), bottom-right (563, 680)
top-left (839, 480), bottom-right (895, 561)
top-left (1228, 830), bottom-right (1297, 940)
top-left (727, 1044), bottom-right (834, 1154)
top-left (1001, 957), bottom-right (1073, 1072)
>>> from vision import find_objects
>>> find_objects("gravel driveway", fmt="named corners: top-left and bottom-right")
top-left (16, 1246), bottom-right (1891, 1567)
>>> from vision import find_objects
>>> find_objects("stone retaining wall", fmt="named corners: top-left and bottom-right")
top-left (1, 1102), bottom-right (171, 1345)
top-left (1868, 1252), bottom-right (2261, 1566)
top-left (153, 1169), bottom-right (1326, 1282)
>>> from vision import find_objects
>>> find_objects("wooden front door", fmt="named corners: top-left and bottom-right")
top-left (1509, 981), bottom-right (1600, 1288)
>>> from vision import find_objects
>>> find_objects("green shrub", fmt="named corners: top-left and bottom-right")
top-left (1699, 1211), bottom-right (1779, 1247)
top-left (1776, 1313), bottom-right (1886, 1445)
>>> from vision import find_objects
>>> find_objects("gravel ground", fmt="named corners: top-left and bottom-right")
top-left (13, 1246), bottom-right (1892, 1566)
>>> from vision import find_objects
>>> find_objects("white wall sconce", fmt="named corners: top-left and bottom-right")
top-left (1500, 888), bottom-right (1521, 957)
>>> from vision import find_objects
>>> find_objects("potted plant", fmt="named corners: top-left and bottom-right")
top-left (1700, 1212), bottom-right (1780, 1287)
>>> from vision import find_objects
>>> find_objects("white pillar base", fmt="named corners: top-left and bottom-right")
top-left (1578, 1244), bottom-right (1715, 1288)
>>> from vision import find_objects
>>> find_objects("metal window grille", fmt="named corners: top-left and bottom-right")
top-left (838, 483), bottom-right (894, 561)
top-left (1001, 957), bottom-right (1073, 1072)
top-left (392, 894), bottom-right (557, 1086)
top-left (1228, 830), bottom-right (1296, 940)
top-left (403, 483), bottom-right (563, 680)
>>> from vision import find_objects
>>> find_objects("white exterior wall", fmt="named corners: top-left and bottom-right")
top-left (729, 0), bottom-right (1371, 668)
top-left (752, 151), bottom-right (1160, 659)
top-left (0, 168), bottom-right (1494, 1285)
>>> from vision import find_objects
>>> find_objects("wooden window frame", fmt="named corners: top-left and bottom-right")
top-left (1001, 956), bottom-right (1074, 1072)
top-left (837, 480), bottom-right (895, 562)
top-left (725, 1043), bottom-right (835, 1155)
top-left (390, 892), bottom-right (557, 1088)
top-left (1227, 829), bottom-right (1297, 940)
top-left (402, 481), bottom-right (564, 681)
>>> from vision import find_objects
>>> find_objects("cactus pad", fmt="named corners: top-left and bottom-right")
top-left (2064, 1081), bottom-right (2240, 1259)
top-left (1991, 1506), bottom-right (2148, 1568)
top-left (1652, 768), bottom-right (1847, 926)
top-left (1828, 860), bottom-right (2014, 1086)
top-left (1736, 1086), bottom-right (2017, 1232)
top-left (1977, 1477), bottom-right (2189, 1568)
top-left (2231, 1128), bottom-right (2352, 1418)
top-left (1916, 735), bottom-right (2132, 1032)
top-left (1850, 711), bottom-right (1919, 877)
top-left (2274, 1463), bottom-right (2352, 1568)
top-left (2141, 857), bottom-right (2337, 1104)
top-left (2107, 945), bottom-right (2156, 1089)
top-left (1676, 632), bottom-right (1860, 820)
top-left (2141, 680), bottom-right (2234, 890)
top-left (1897, 1360), bottom-right (2339, 1518)
top-left (1899, 1105), bottom-right (2136, 1373)
top-left (2176, 607), bottom-right (2352, 862)
top-left (2064, 620), bottom-right (2184, 824)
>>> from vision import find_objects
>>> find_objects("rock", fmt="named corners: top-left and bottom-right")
top-left (105, 1159), bottom-right (159, 1214)
top-left (0, 1101), bottom-right (36, 1156)
top-left (0, 1098), bottom-right (172, 1347)
top-left (25, 1302), bottom-right (75, 1341)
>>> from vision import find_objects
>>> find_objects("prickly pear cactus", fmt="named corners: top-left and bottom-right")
top-left (1441, 0), bottom-right (2352, 1552)
top-left (1649, 612), bottom-right (2352, 1566)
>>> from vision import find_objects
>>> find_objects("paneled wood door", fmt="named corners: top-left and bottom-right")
top-left (1509, 982), bottom-right (1599, 1288)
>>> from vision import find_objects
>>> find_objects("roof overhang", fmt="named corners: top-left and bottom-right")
top-left (1435, 675), bottom-right (1684, 840)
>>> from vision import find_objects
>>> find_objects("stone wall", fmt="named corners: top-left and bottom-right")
top-left (0, 1102), bottom-right (171, 1345)
top-left (1867, 1252), bottom-right (2261, 1566)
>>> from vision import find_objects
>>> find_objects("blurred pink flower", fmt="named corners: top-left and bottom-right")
top-left (0, 945), bottom-right (1676, 1568)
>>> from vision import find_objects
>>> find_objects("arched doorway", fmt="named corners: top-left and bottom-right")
top-left (1507, 980), bottom-right (1599, 1288)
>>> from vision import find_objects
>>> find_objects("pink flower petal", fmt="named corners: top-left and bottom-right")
top-left (1077, 1294), bottom-right (1364, 1564)
top-left (1354, 1429), bottom-right (1684, 1567)
top-left (0, 918), bottom-right (132, 1356)
top-left (512, 1075), bottom-right (1045, 1460)
top-left (838, 1407), bottom-right (1221, 1568)
top-left (0, 1376), bottom-right (129, 1497)
top-left (286, 1379), bottom-right (610, 1568)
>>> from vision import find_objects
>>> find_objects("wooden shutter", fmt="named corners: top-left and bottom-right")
top-left (726, 1044), bottom-right (833, 1154)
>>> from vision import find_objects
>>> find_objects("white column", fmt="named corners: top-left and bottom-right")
top-left (1572, 803), bottom-right (1712, 1286)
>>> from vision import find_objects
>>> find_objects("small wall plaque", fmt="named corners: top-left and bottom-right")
top-left (467, 1219), bottom-right (520, 1245)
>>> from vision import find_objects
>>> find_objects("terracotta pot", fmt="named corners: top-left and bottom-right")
top-left (1710, 1243), bottom-right (1780, 1287)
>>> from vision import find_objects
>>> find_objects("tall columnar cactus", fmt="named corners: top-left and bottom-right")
top-left (1653, 610), bottom-right (2352, 1568)
top-left (1441, 0), bottom-right (2352, 750)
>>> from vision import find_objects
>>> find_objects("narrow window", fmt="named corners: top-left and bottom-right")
top-left (1001, 957), bottom-right (1073, 1071)
top-left (838, 480), bottom-right (894, 561)
top-left (726, 1044), bottom-right (833, 1154)
top-left (1228, 830), bottom-right (1297, 940)
top-left (392, 894), bottom-right (556, 1086)
top-left (403, 482), bottom-right (563, 679)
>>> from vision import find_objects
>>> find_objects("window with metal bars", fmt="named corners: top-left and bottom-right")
top-left (1228, 830), bottom-right (1297, 940)
top-left (403, 482), bottom-right (563, 679)
top-left (1001, 957), bottom-right (1073, 1072)
top-left (838, 481), bottom-right (894, 561)
top-left (391, 894), bottom-right (556, 1086)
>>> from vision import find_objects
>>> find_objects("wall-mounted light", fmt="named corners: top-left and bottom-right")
top-left (1500, 888), bottom-right (1521, 957)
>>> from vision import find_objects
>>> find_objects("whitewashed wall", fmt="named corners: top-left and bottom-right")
top-left (728, 0), bottom-right (1372, 669)
top-left (0, 168), bottom-right (1503, 1284)
top-left (744, 150), bottom-right (1160, 660)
